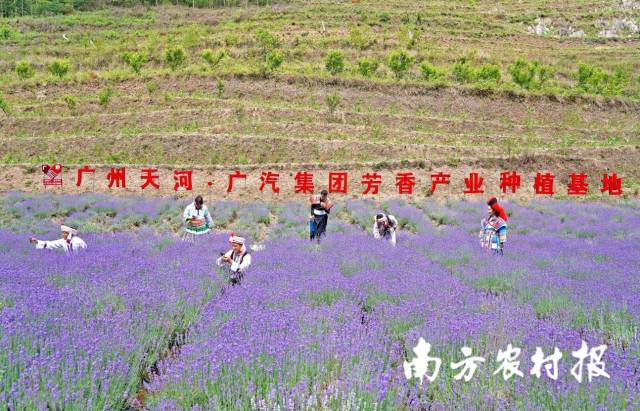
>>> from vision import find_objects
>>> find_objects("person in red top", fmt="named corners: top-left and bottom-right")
top-left (479, 197), bottom-right (509, 254)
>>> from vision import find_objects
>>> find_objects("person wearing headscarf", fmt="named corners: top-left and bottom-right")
top-left (373, 213), bottom-right (398, 246)
top-left (29, 224), bottom-right (87, 253)
top-left (309, 190), bottom-right (332, 242)
top-left (486, 197), bottom-right (508, 221)
top-left (216, 235), bottom-right (252, 285)
top-left (182, 195), bottom-right (214, 242)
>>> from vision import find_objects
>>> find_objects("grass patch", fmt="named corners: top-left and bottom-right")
top-left (304, 289), bottom-right (344, 307)
top-left (533, 292), bottom-right (572, 320)
top-left (473, 276), bottom-right (513, 296)
top-left (571, 307), bottom-right (638, 349)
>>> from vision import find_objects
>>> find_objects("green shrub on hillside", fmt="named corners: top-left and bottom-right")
top-left (348, 26), bottom-right (373, 50)
top-left (63, 95), bottom-right (78, 111)
top-left (122, 52), bottom-right (146, 75)
top-left (48, 60), bottom-right (70, 78)
top-left (453, 58), bottom-right (500, 83)
top-left (387, 50), bottom-right (412, 79)
top-left (0, 26), bottom-right (15, 40)
top-left (255, 28), bottom-right (279, 55)
top-left (202, 49), bottom-right (227, 70)
top-left (164, 46), bottom-right (187, 71)
top-left (508, 58), bottom-right (552, 90)
top-left (576, 64), bottom-right (627, 97)
top-left (356, 58), bottom-right (379, 78)
top-left (420, 61), bottom-right (445, 81)
top-left (265, 50), bottom-right (283, 72)
top-left (325, 51), bottom-right (345, 76)
top-left (16, 61), bottom-right (35, 80)
top-left (98, 88), bottom-right (113, 106)
top-left (325, 94), bottom-right (340, 118)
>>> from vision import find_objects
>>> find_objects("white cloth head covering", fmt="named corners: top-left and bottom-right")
top-left (229, 235), bottom-right (247, 254)
top-left (229, 235), bottom-right (245, 245)
top-left (60, 225), bottom-right (78, 236)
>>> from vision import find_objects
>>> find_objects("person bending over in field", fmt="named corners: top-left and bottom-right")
top-left (182, 195), bottom-right (214, 242)
top-left (479, 197), bottom-right (508, 253)
top-left (309, 190), bottom-right (333, 243)
top-left (29, 224), bottom-right (87, 254)
top-left (373, 213), bottom-right (398, 246)
top-left (217, 235), bottom-right (252, 286)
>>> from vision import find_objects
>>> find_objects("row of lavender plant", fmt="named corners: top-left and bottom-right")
top-left (146, 213), bottom-right (640, 409)
top-left (0, 229), bottom-right (236, 409)
top-left (1, 193), bottom-right (638, 409)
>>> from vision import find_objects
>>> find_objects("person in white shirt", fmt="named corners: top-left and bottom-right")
top-left (216, 235), bottom-right (252, 286)
top-left (29, 224), bottom-right (87, 253)
top-left (373, 213), bottom-right (398, 246)
top-left (182, 195), bottom-right (214, 242)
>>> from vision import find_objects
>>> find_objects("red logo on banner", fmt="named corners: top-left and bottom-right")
top-left (42, 163), bottom-right (63, 186)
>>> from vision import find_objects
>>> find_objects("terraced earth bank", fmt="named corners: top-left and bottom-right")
top-left (1, 1), bottom-right (639, 200)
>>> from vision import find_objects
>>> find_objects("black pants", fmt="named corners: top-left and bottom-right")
top-left (310, 214), bottom-right (328, 242)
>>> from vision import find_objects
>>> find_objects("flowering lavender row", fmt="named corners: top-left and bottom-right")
top-left (0, 192), bottom-right (177, 234)
top-left (1, 193), bottom-right (639, 409)
top-left (0, 230), bottom-right (232, 410)
top-left (146, 220), bottom-right (640, 410)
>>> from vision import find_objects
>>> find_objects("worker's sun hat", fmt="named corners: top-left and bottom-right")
top-left (229, 235), bottom-right (245, 245)
top-left (60, 225), bottom-right (78, 235)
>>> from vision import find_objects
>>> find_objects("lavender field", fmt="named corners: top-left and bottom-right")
top-left (1, 193), bottom-right (639, 410)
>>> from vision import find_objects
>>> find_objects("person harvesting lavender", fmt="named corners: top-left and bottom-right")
top-left (309, 190), bottom-right (333, 243)
top-left (480, 197), bottom-right (508, 254)
top-left (217, 235), bottom-right (252, 286)
top-left (182, 195), bottom-right (214, 242)
top-left (29, 224), bottom-right (87, 253)
top-left (373, 213), bottom-right (398, 246)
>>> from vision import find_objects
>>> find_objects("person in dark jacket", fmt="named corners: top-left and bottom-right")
top-left (309, 190), bottom-right (332, 242)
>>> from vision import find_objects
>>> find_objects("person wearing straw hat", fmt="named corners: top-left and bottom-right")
top-left (182, 195), bottom-right (214, 242)
top-left (29, 224), bottom-right (87, 253)
top-left (216, 234), bottom-right (252, 286)
top-left (373, 213), bottom-right (398, 246)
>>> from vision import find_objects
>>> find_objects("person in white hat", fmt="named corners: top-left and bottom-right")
top-left (373, 213), bottom-right (398, 246)
top-left (216, 234), bottom-right (251, 285)
top-left (29, 224), bottom-right (87, 253)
